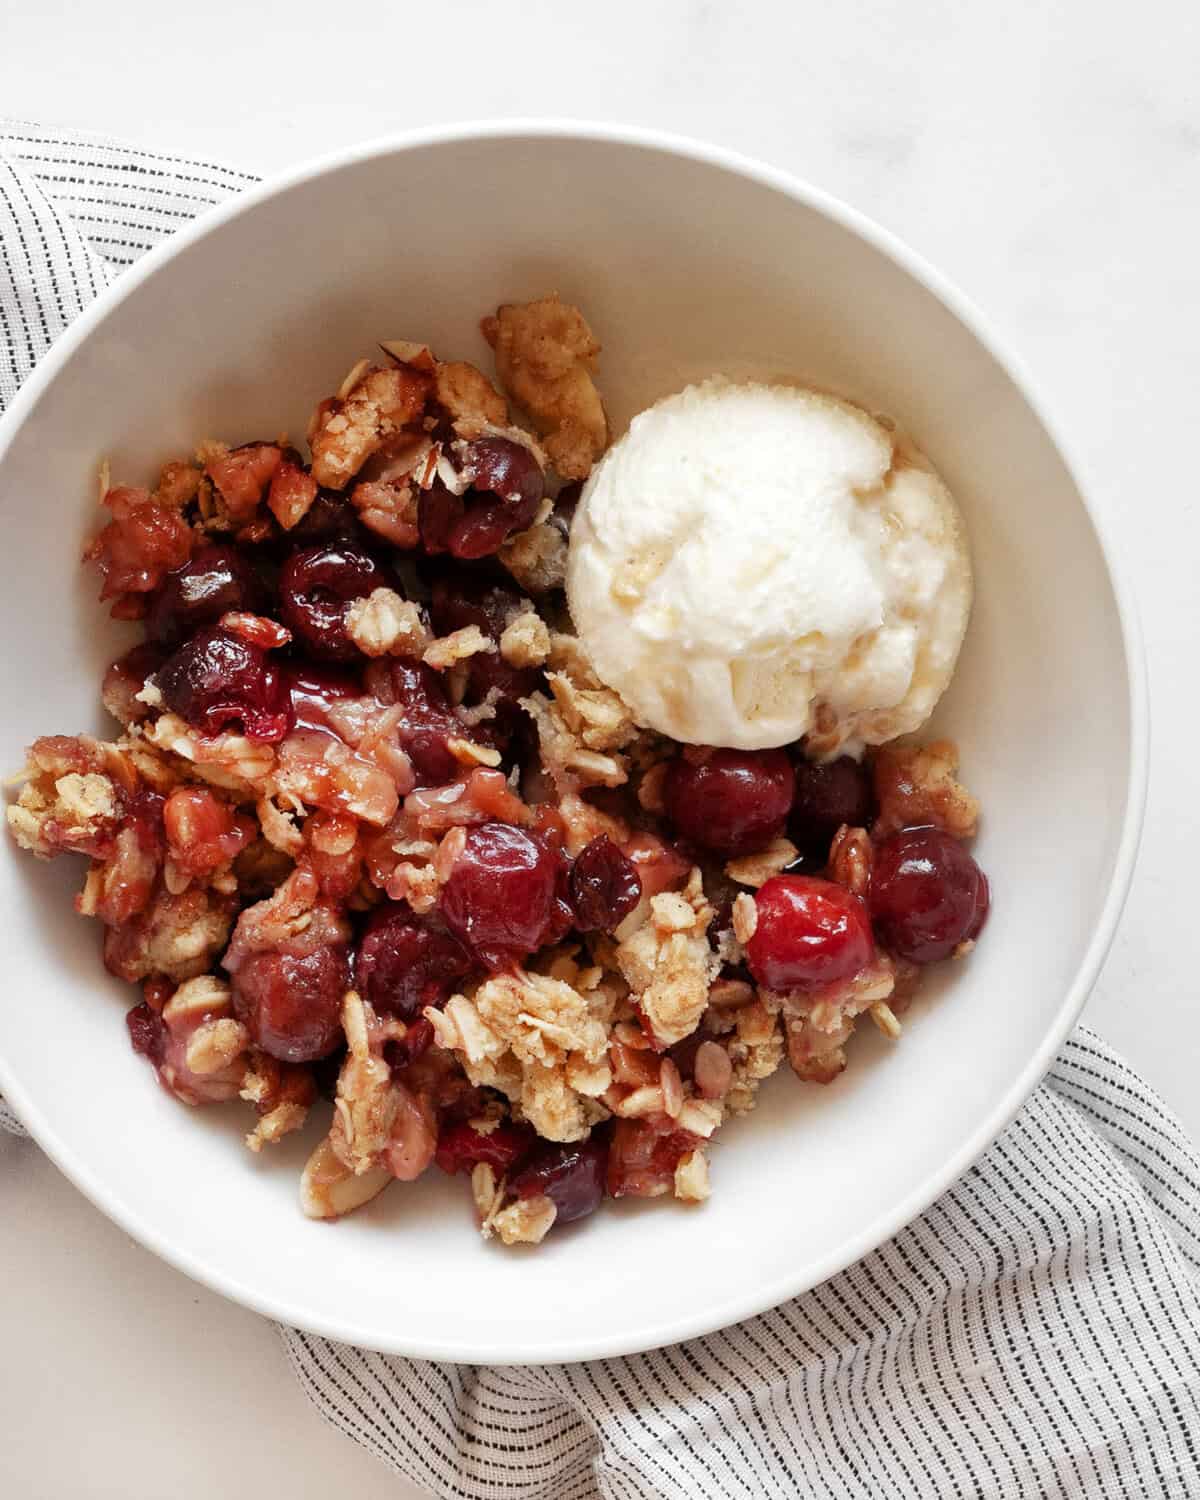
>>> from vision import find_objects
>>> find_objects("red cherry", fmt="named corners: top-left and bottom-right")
top-left (435, 1120), bottom-right (537, 1176)
top-left (230, 944), bottom-right (349, 1062)
top-left (569, 836), bottom-right (642, 932)
top-left (278, 543), bottom-right (386, 660)
top-left (146, 542), bottom-right (264, 646)
top-left (419, 438), bottom-right (544, 559)
top-left (356, 903), bottom-right (473, 1021)
top-left (869, 827), bottom-right (989, 963)
top-left (383, 658), bottom-right (474, 785)
top-left (157, 626), bottom-right (292, 741)
top-left (745, 874), bottom-right (874, 991)
top-left (439, 822), bottom-right (566, 969)
top-left (509, 1136), bottom-right (608, 1224)
top-left (789, 755), bottom-right (875, 856)
top-left (663, 749), bottom-right (795, 857)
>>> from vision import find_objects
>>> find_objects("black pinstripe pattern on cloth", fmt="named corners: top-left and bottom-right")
top-left (1, 124), bottom-right (1197, 1498)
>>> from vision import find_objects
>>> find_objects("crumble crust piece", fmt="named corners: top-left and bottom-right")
top-left (482, 294), bottom-right (608, 481)
top-left (873, 739), bottom-right (979, 840)
top-left (427, 968), bottom-right (618, 1142)
top-left (615, 869), bottom-right (718, 1046)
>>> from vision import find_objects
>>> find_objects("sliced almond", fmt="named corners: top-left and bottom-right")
top-left (300, 1137), bottom-right (392, 1220)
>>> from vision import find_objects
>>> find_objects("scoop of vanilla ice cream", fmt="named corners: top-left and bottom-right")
top-left (566, 380), bottom-right (971, 755)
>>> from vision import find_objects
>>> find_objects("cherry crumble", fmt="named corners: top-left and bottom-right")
top-left (7, 295), bottom-right (988, 1246)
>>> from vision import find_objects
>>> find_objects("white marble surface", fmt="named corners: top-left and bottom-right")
top-left (2, 2), bottom-right (1197, 1495)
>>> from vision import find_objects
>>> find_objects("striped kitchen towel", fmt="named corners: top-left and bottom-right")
top-left (2, 123), bottom-right (1199, 1499)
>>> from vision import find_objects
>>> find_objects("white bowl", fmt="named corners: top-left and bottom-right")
top-left (0, 122), bottom-right (1146, 1363)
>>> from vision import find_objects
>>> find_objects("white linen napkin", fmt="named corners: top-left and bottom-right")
top-left (3, 122), bottom-right (1199, 1499)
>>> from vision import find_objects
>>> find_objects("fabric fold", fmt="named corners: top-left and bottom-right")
top-left (274, 1032), bottom-right (1200, 1500)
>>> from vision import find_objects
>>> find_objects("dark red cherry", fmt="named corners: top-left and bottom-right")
top-left (288, 490), bottom-right (360, 546)
top-left (465, 436), bottom-right (544, 509)
top-left (279, 543), bottom-right (387, 660)
top-left (417, 481), bottom-right (464, 556)
top-left (509, 1136), bottom-right (608, 1224)
top-left (157, 626), bottom-right (292, 741)
top-left (419, 438), bottom-right (544, 560)
top-left (146, 543), bottom-right (264, 646)
top-left (663, 748), bottom-right (795, 857)
top-left (869, 827), bottom-right (989, 963)
top-left (435, 1120), bottom-right (537, 1176)
top-left (230, 943), bottom-right (350, 1062)
top-left (356, 903), bottom-right (473, 1022)
top-left (384, 658), bottom-right (468, 784)
top-left (569, 836), bottom-right (642, 932)
top-left (790, 755), bottom-right (875, 856)
top-left (439, 822), bottom-right (562, 969)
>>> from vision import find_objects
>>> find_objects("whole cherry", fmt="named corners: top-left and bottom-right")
top-left (157, 625), bottom-right (292, 741)
top-left (278, 542), bottom-right (387, 660)
top-left (789, 754), bottom-right (875, 857)
top-left (745, 874), bottom-right (874, 992)
top-left (663, 748), bottom-right (795, 857)
top-left (439, 822), bottom-right (568, 969)
top-left (869, 826), bottom-right (989, 963)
